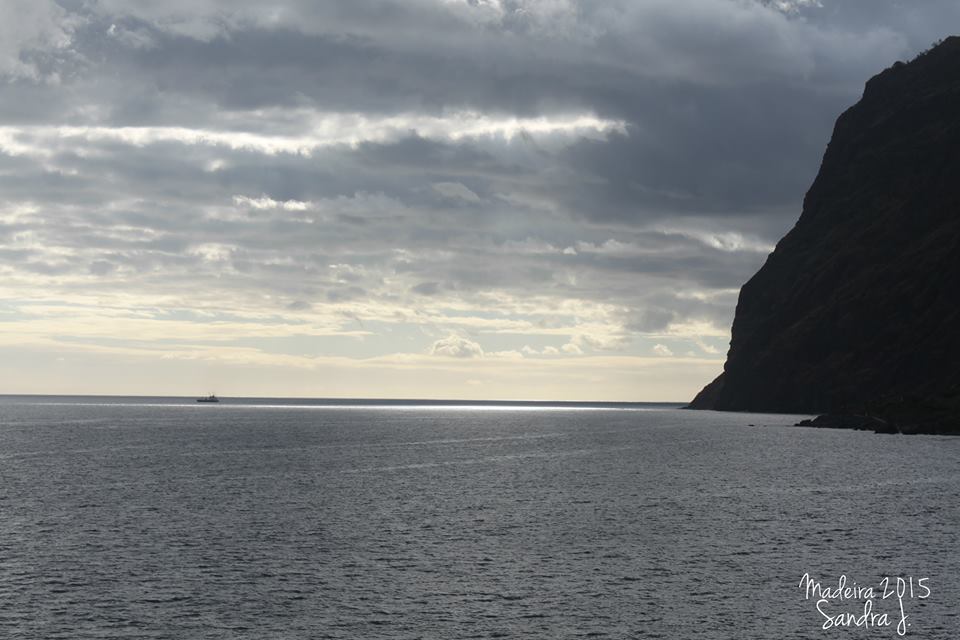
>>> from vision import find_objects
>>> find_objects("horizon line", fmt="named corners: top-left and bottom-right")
top-left (0, 393), bottom-right (687, 406)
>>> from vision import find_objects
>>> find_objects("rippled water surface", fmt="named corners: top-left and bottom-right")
top-left (1, 396), bottom-right (957, 639)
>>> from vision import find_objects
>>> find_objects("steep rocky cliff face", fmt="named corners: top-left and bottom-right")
top-left (689, 37), bottom-right (960, 433)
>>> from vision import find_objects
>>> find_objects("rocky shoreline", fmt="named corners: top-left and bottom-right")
top-left (795, 414), bottom-right (960, 436)
top-left (795, 389), bottom-right (960, 435)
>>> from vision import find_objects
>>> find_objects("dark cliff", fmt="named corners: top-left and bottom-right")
top-left (689, 37), bottom-right (960, 434)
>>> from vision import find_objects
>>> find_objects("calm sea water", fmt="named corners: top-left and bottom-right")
top-left (1, 396), bottom-right (957, 639)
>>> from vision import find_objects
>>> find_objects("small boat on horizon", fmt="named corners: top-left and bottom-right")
top-left (196, 394), bottom-right (220, 403)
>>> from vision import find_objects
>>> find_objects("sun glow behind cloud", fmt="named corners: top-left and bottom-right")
top-left (0, 113), bottom-right (625, 158)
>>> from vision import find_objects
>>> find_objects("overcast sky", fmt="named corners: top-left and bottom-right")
top-left (0, 0), bottom-right (955, 400)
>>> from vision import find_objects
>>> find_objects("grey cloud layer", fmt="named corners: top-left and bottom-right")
top-left (1, 0), bottom-right (957, 358)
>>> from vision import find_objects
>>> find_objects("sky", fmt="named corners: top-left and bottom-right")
top-left (0, 0), bottom-right (956, 400)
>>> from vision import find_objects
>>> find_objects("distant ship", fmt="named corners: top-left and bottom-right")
top-left (196, 394), bottom-right (220, 403)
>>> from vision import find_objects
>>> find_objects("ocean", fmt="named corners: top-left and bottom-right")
top-left (1, 396), bottom-right (957, 639)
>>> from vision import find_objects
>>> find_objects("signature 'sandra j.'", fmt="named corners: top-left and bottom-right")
top-left (799, 573), bottom-right (931, 636)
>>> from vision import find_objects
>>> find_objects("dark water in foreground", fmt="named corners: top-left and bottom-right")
top-left (1, 396), bottom-right (957, 639)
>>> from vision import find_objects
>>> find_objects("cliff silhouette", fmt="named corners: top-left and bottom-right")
top-left (689, 37), bottom-right (960, 434)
